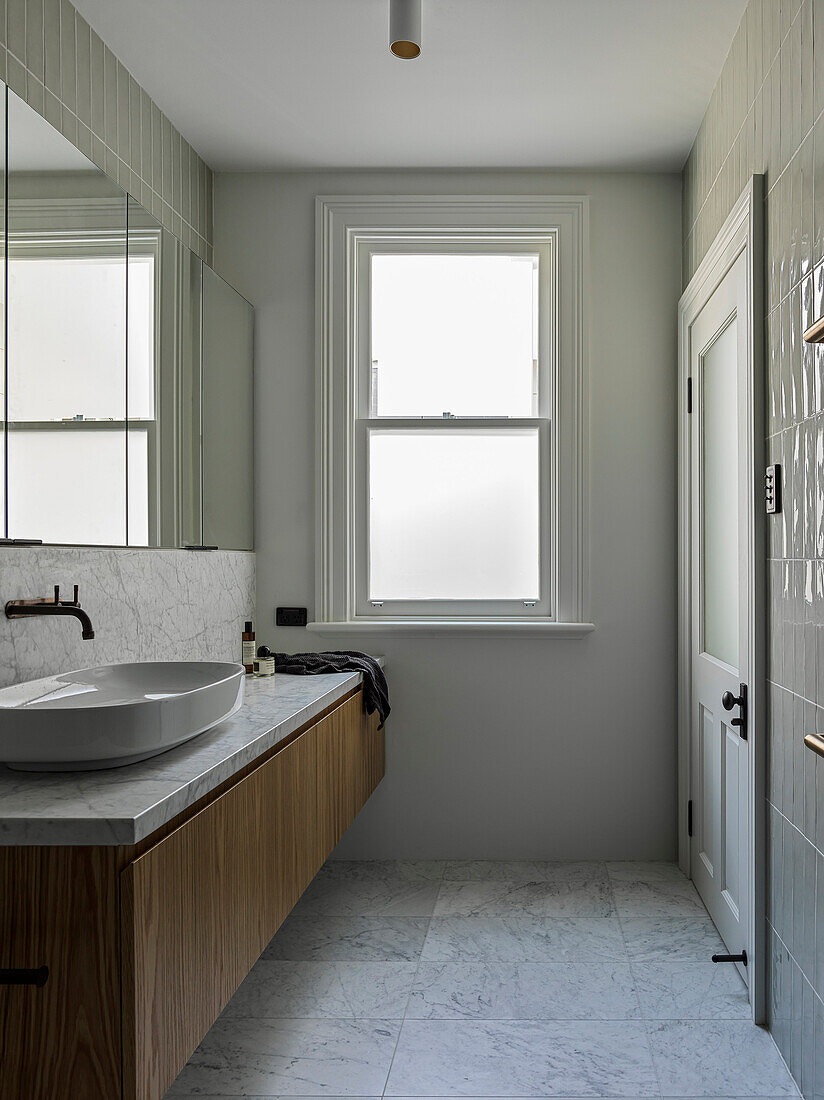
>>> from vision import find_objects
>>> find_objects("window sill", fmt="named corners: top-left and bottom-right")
top-left (306, 620), bottom-right (595, 638)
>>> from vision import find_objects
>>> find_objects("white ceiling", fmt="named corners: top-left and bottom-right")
top-left (72, 0), bottom-right (747, 173)
top-left (9, 86), bottom-right (100, 171)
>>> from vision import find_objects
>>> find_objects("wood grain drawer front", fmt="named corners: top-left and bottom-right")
top-left (121, 691), bottom-right (383, 1100)
top-left (0, 847), bottom-right (122, 1100)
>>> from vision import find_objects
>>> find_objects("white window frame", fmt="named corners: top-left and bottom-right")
top-left (312, 195), bottom-right (592, 636)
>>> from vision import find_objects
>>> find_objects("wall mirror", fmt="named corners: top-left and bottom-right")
top-left (126, 198), bottom-right (201, 549)
top-left (2, 86), bottom-right (254, 551)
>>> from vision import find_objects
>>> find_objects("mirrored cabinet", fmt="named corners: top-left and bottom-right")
top-left (0, 85), bottom-right (254, 551)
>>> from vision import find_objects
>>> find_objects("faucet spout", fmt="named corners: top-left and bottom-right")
top-left (5, 585), bottom-right (96, 640)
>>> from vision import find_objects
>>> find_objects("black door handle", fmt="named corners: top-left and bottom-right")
top-left (721, 684), bottom-right (748, 740)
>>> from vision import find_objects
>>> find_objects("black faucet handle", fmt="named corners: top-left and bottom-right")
top-left (54, 584), bottom-right (81, 606)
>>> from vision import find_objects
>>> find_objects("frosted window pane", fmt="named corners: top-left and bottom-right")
top-left (702, 319), bottom-right (739, 667)
top-left (127, 425), bottom-right (150, 546)
top-left (371, 254), bottom-right (538, 417)
top-left (369, 430), bottom-right (540, 600)
top-left (8, 428), bottom-right (126, 545)
top-left (127, 255), bottom-right (155, 420)
top-left (8, 255), bottom-right (125, 421)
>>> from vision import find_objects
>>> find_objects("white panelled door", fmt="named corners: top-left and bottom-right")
top-left (689, 251), bottom-right (750, 985)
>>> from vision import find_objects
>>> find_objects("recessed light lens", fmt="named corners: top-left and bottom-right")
top-left (390, 39), bottom-right (421, 59)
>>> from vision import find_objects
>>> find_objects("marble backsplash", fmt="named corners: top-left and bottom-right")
top-left (0, 546), bottom-right (255, 688)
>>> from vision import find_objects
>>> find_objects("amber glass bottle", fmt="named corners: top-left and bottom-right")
top-left (242, 620), bottom-right (255, 674)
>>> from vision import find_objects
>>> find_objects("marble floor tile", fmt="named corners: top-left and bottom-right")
top-left (607, 861), bottom-right (691, 884)
top-left (612, 879), bottom-right (709, 920)
top-left (165, 861), bottom-right (798, 1100)
top-left (443, 861), bottom-right (609, 885)
top-left (407, 960), bottom-right (639, 1020)
top-left (433, 879), bottom-right (614, 919)
top-left (318, 860), bottom-right (446, 882)
top-left (165, 1017), bottom-right (400, 1097)
top-left (384, 1019), bottom-right (659, 1096)
top-left (631, 957), bottom-right (751, 1020)
top-left (646, 1020), bottom-right (798, 1096)
top-left (620, 913), bottom-right (726, 961)
top-left (262, 915), bottom-right (430, 962)
top-left (292, 864), bottom-right (441, 917)
top-left (421, 914), bottom-right (627, 962)
top-left (223, 961), bottom-right (417, 1019)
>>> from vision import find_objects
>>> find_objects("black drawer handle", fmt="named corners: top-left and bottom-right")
top-left (0, 966), bottom-right (49, 987)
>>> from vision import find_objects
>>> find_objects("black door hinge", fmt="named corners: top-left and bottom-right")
top-left (687, 799), bottom-right (693, 837)
top-left (687, 377), bottom-right (692, 413)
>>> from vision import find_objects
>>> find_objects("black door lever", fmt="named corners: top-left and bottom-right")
top-left (722, 683), bottom-right (748, 740)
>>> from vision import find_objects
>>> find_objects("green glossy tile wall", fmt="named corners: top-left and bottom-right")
top-left (0, 0), bottom-right (213, 261)
top-left (683, 2), bottom-right (824, 1095)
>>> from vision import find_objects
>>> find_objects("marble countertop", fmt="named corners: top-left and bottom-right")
top-left (0, 670), bottom-right (372, 846)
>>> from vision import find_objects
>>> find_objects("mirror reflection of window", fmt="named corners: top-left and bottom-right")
top-left (5, 91), bottom-right (128, 546)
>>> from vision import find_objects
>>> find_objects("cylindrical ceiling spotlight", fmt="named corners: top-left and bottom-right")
top-left (390, 0), bottom-right (421, 59)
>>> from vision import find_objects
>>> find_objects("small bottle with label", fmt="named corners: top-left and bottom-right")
top-left (242, 621), bottom-right (255, 674)
top-left (253, 645), bottom-right (276, 677)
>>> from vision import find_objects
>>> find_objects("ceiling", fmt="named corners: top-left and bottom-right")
top-left (71, 0), bottom-right (747, 173)
top-left (9, 91), bottom-right (98, 172)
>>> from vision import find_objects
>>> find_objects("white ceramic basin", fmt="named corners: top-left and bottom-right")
top-left (0, 661), bottom-right (245, 770)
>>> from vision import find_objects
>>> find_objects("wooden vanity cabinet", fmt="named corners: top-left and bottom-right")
top-left (0, 687), bottom-right (384, 1100)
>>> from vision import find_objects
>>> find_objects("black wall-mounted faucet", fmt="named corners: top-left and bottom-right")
top-left (5, 585), bottom-right (95, 640)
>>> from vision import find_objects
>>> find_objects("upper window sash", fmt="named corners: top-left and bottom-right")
top-left (354, 235), bottom-right (554, 424)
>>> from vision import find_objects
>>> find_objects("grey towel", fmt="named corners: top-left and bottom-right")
top-left (270, 650), bottom-right (390, 729)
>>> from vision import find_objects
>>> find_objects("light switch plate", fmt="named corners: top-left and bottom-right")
top-left (276, 606), bottom-right (308, 627)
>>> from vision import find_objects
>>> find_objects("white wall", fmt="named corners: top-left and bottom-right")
top-left (214, 169), bottom-right (682, 859)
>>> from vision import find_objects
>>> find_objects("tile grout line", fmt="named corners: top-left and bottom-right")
top-left (773, 932), bottom-right (819, 1100)
top-left (769, 918), bottom-right (824, 1014)
top-left (378, 865), bottom-right (445, 1099)
top-left (757, 928), bottom-right (806, 1100)
top-left (769, 801), bottom-right (824, 868)
top-left (607, 866), bottom-right (666, 1099)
